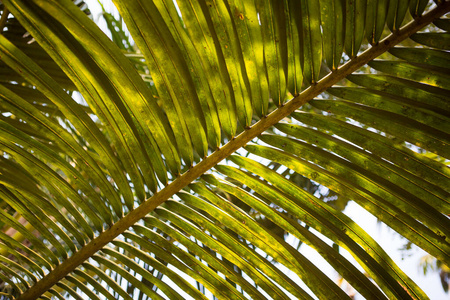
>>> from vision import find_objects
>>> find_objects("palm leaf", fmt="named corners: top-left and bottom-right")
top-left (0, 0), bottom-right (449, 299)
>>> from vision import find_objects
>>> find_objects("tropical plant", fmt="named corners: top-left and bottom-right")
top-left (0, 0), bottom-right (449, 299)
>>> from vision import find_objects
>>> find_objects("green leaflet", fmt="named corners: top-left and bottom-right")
top-left (199, 175), bottom-right (387, 299)
top-left (156, 201), bottom-right (316, 299)
top-left (182, 185), bottom-right (346, 299)
top-left (0, 255), bottom-right (37, 285)
top-left (0, 234), bottom-right (49, 276)
top-left (409, 0), bottom-right (428, 16)
top-left (0, 188), bottom-right (78, 256)
top-left (155, 0), bottom-right (221, 148)
top-left (321, 0), bottom-right (345, 70)
top-left (230, 0), bottom-right (270, 116)
top-left (276, 121), bottom-right (450, 213)
top-left (175, 0), bottom-right (237, 138)
top-left (369, 60), bottom-right (450, 90)
top-left (386, 0), bottom-right (410, 31)
top-left (0, 177), bottom-right (93, 247)
top-left (310, 99), bottom-right (450, 159)
top-left (346, 74), bottom-right (450, 116)
top-left (410, 32), bottom-right (450, 50)
top-left (365, 0), bottom-right (389, 44)
top-left (222, 155), bottom-right (428, 299)
top-left (0, 17), bottom-right (75, 90)
top-left (327, 86), bottom-right (450, 132)
top-left (292, 112), bottom-right (450, 192)
top-left (0, 23), bottom-right (128, 215)
top-left (200, 0), bottom-right (253, 128)
top-left (31, 0), bottom-right (182, 175)
top-left (0, 271), bottom-right (21, 295)
top-left (284, 0), bottom-right (303, 95)
top-left (93, 253), bottom-right (165, 300)
top-left (259, 132), bottom-right (450, 240)
top-left (0, 209), bottom-right (61, 266)
top-left (257, 0), bottom-right (288, 105)
top-left (389, 47), bottom-right (450, 68)
top-left (82, 262), bottom-right (133, 300)
top-left (113, 239), bottom-right (208, 300)
top-left (54, 282), bottom-right (84, 300)
top-left (0, 140), bottom-right (104, 234)
top-left (345, 0), bottom-right (366, 58)
top-left (0, 83), bottom-right (123, 218)
top-left (64, 276), bottom-right (101, 300)
top-left (144, 214), bottom-right (254, 300)
top-left (123, 230), bottom-right (218, 300)
top-left (71, 270), bottom-right (117, 300)
top-left (0, 120), bottom-right (112, 228)
top-left (299, 0), bottom-right (322, 83)
top-left (113, 0), bottom-right (208, 162)
top-left (0, 256), bottom-right (29, 290)
top-left (102, 247), bottom-right (182, 300)
top-left (11, 0), bottom-right (163, 191)
top-left (137, 218), bottom-right (262, 299)
top-left (434, 18), bottom-right (450, 31)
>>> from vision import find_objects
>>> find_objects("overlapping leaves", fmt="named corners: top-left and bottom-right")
top-left (0, 0), bottom-right (449, 299)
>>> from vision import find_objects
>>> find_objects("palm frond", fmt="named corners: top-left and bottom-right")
top-left (0, 0), bottom-right (449, 299)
